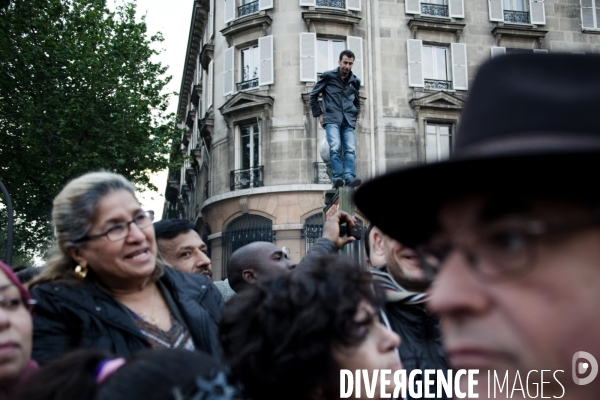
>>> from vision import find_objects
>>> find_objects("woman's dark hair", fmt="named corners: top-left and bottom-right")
top-left (219, 255), bottom-right (384, 400)
top-left (13, 348), bottom-right (234, 400)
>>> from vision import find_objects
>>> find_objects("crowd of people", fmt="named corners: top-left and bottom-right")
top-left (0, 53), bottom-right (599, 400)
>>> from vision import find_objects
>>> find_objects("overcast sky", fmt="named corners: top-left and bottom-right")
top-left (130, 0), bottom-right (194, 219)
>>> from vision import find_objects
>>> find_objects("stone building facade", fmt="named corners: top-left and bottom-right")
top-left (164, 0), bottom-right (600, 279)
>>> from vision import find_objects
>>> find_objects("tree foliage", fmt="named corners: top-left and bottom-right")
top-left (0, 0), bottom-right (180, 258)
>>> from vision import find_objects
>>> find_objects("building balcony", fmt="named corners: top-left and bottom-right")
top-left (316, 0), bottom-right (345, 8)
top-left (421, 3), bottom-right (449, 17)
top-left (424, 79), bottom-right (452, 90)
top-left (238, 0), bottom-right (259, 17)
top-left (237, 78), bottom-right (259, 91)
top-left (504, 10), bottom-right (529, 24)
top-left (314, 162), bottom-right (331, 184)
top-left (230, 166), bottom-right (264, 191)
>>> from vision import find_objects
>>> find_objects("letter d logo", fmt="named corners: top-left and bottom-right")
top-left (572, 351), bottom-right (598, 385)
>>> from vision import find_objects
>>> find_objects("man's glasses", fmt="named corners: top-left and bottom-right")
top-left (75, 211), bottom-right (155, 243)
top-left (416, 214), bottom-right (600, 282)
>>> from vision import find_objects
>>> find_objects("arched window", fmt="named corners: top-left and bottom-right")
top-left (221, 214), bottom-right (273, 277)
top-left (303, 212), bottom-right (323, 254)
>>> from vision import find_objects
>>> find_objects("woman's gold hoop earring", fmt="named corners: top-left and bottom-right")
top-left (74, 265), bottom-right (88, 279)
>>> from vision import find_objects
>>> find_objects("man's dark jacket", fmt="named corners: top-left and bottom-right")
top-left (373, 266), bottom-right (449, 400)
top-left (309, 67), bottom-right (361, 128)
top-left (30, 267), bottom-right (223, 365)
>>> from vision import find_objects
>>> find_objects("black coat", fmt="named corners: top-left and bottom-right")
top-left (309, 67), bottom-right (361, 128)
top-left (30, 267), bottom-right (223, 365)
top-left (384, 301), bottom-right (449, 400)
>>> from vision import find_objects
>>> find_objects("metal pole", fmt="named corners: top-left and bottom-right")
top-left (0, 180), bottom-right (13, 265)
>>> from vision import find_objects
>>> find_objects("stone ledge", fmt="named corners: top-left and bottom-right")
top-left (221, 13), bottom-right (272, 47)
top-left (408, 18), bottom-right (466, 40)
top-left (302, 9), bottom-right (361, 27)
top-left (202, 184), bottom-right (331, 211)
top-left (491, 26), bottom-right (548, 47)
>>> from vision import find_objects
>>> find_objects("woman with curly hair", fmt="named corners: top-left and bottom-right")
top-left (220, 255), bottom-right (402, 400)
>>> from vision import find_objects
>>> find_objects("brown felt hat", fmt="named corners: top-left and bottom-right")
top-left (354, 53), bottom-right (600, 248)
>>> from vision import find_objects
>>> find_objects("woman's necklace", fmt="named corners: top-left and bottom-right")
top-left (140, 285), bottom-right (159, 326)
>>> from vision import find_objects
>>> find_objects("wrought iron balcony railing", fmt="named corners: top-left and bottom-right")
top-left (237, 78), bottom-right (259, 91)
top-left (424, 79), bottom-right (452, 90)
top-left (238, 0), bottom-right (259, 17)
top-left (316, 0), bottom-right (345, 8)
top-left (421, 3), bottom-right (449, 17)
top-left (504, 10), bottom-right (529, 23)
top-left (230, 166), bottom-right (264, 191)
top-left (314, 162), bottom-right (331, 184)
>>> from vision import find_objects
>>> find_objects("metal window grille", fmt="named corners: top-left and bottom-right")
top-left (421, 3), bottom-right (449, 16)
top-left (504, 10), bottom-right (529, 23)
top-left (222, 214), bottom-right (274, 278)
top-left (316, 0), bottom-right (345, 8)
top-left (230, 166), bottom-right (264, 191)
top-left (303, 213), bottom-right (324, 253)
top-left (238, 0), bottom-right (259, 17)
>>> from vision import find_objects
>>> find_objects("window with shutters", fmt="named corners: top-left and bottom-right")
top-left (224, 35), bottom-right (273, 97)
top-left (317, 39), bottom-right (345, 80)
top-left (407, 39), bottom-right (468, 91)
top-left (230, 122), bottom-right (263, 191)
top-left (426, 123), bottom-right (452, 162)
top-left (225, 0), bottom-right (273, 23)
top-left (503, 0), bottom-right (529, 23)
top-left (488, 0), bottom-right (545, 24)
top-left (300, 0), bottom-right (361, 12)
top-left (581, 0), bottom-right (600, 29)
top-left (300, 33), bottom-right (364, 85)
top-left (421, 0), bottom-right (449, 17)
top-left (239, 45), bottom-right (259, 91)
top-left (423, 45), bottom-right (452, 90)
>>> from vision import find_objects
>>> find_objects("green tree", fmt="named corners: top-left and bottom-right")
top-left (0, 0), bottom-right (180, 258)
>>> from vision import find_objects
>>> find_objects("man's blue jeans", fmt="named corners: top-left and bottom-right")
top-left (325, 120), bottom-right (356, 183)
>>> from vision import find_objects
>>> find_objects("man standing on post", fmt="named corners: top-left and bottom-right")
top-left (310, 50), bottom-right (361, 189)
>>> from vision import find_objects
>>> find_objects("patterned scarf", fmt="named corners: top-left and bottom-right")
top-left (370, 265), bottom-right (428, 305)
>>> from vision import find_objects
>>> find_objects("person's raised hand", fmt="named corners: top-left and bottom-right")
top-left (323, 210), bottom-right (356, 249)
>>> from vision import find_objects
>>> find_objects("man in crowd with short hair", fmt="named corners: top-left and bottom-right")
top-left (310, 50), bottom-right (362, 189)
top-left (154, 219), bottom-right (234, 299)
top-left (364, 223), bottom-right (448, 399)
top-left (356, 53), bottom-right (600, 399)
top-left (227, 210), bottom-right (358, 295)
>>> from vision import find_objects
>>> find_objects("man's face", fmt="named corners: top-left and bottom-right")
top-left (338, 55), bottom-right (354, 78)
top-left (251, 242), bottom-right (296, 282)
top-left (427, 195), bottom-right (600, 399)
top-left (383, 235), bottom-right (431, 292)
top-left (158, 230), bottom-right (212, 279)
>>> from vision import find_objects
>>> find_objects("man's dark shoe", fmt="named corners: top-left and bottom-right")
top-left (333, 178), bottom-right (344, 189)
top-left (346, 178), bottom-right (362, 188)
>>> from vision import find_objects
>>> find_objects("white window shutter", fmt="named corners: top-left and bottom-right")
top-left (225, 0), bottom-right (235, 23)
top-left (300, 0), bottom-right (316, 5)
top-left (581, 0), bottom-right (596, 28)
top-left (347, 0), bottom-right (362, 11)
top-left (259, 0), bottom-right (273, 10)
top-left (207, 61), bottom-right (213, 109)
top-left (209, 0), bottom-right (214, 39)
top-left (488, 0), bottom-right (504, 21)
top-left (407, 39), bottom-right (424, 88)
top-left (300, 32), bottom-right (317, 82)
top-left (449, 0), bottom-right (464, 17)
top-left (490, 46), bottom-right (506, 57)
top-left (533, 49), bottom-right (549, 53)
top-left (346, 36), bottom-right (364, 86)
top-left (529, 0), bottom-right (546, 24)
top-left (451, 43), bottom-right (468, 91)
top-left (406, 0), bottom-right (421, 15)
top-left (258, 35), bottom-right (274, 86)
top-left (223, 47), bottom-right (234, 96)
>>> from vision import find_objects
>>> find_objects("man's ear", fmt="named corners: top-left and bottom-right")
top-left (65, 247), bottom-right (88, 269)
top-left (371, 229), bottom-right (386, 258)
top-left (242, 269), bottom-right (257, 284)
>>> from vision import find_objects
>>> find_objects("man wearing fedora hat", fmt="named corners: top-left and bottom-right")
top-left (355, 53), bottom-right (600, 399)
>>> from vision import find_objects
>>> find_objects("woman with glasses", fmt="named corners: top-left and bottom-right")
top-left (28, 172), bottom-right (223, 365)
